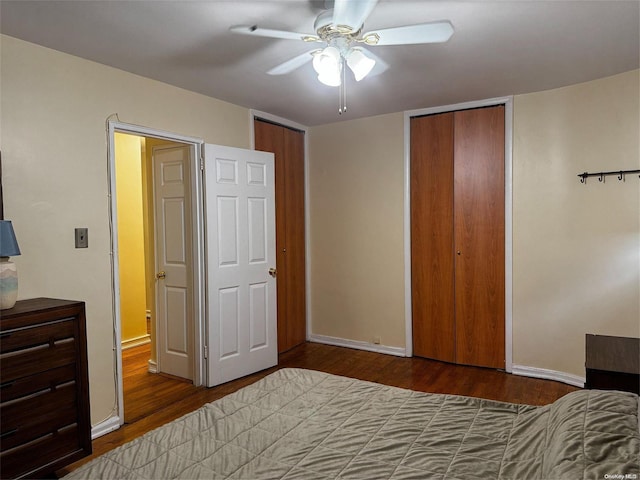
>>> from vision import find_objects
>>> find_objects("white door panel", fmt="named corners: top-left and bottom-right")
top-left (154, 145), bottom-right (193, 380)
top-left (249, 282), bottom-right (268, 350)
top-left (204, 144), bottom-right (277, 386)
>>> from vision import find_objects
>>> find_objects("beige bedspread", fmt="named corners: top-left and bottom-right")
top-left (65, 368), bottom-right (640, 479)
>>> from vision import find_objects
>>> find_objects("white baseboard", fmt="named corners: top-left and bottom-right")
top-left (309, 334), bottom-right (406, 357)
top-left (148, 358), bottom-right (158, 373)
top-left (91, 415), bottom-right (121, 440)
top-left (121, 334), bottom-right (151, 350)
top-left (512, 364), bottom-right (585, 388)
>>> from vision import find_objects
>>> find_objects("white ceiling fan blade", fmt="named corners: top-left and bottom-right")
top-left (367, 21), bottom-right (454, 46)
top-left (267, 50), bottom-right (317, 75)
top-left (332, 0), bottom-right (378, 30)
top-left (230, 25), bottom-right (317, 42)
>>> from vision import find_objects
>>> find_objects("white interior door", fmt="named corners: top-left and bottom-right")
top-left (204, 144), bottom-right (277, 386)
top-left (153, 144), bottom-right (193, 380)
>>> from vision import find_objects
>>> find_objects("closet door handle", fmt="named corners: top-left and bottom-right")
top-left (457, 251), bottom-right (461, 256)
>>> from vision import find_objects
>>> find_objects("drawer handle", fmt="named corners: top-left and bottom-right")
top-left (1, 428), bottom-right (18, 439)
top-left (0, 381), bottom-right (14, 389)
top-left (0, 332), bottom-right (11, 339)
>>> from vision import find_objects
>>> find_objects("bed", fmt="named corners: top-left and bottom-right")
top-left (65, 368), bottom-right (639, 479)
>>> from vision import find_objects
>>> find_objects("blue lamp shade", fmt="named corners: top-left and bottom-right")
top-left (0, 220), bottom-right (21, 257)
top-left (0, 220), bottom-right (20, 309)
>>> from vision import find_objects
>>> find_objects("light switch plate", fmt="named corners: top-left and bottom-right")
top-left (75, 228), bottom-right (88, 248)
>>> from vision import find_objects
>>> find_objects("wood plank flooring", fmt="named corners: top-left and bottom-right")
top-left (123, 344), bottom-right (199, 424)
top-left (57, 342), bottom-right (579, 477)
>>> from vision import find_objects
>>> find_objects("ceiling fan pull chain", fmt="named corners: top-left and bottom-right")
top-left (339, 57), bottom-right (347, 115)
top-left (343, 59), bottom-right (347, 113)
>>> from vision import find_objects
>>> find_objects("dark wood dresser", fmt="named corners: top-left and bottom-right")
top-left (585, 334), bottom-right (639, 394)
top-left (0, 298), bottom-right (92, 479)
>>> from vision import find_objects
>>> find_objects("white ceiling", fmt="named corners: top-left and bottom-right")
top-left (1, 1), bottom-right (638, 126)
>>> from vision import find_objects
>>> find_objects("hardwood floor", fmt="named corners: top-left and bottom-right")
top-left (57, 342), bottom-right (579, 477)
top-left (123, 344), bottom-right (200, 424)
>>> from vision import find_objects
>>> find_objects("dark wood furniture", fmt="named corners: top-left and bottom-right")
top-left (1, 298), bottom-right (91, 479)
top-left (585, 334), bottom-right (639, 394)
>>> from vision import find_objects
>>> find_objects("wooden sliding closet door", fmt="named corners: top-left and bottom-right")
top-left (411, 105), bottom-right (505, 369)
top-left (254, 119), bottom-right (306, 353)
top-left (411, 113), bottom-right (456, 362)
top-left (282, 126), bottom-right (306, 350)
top-left (255, 121), bottom-right (288, 351)
top-left (454, 106), bottom-right (505, 369)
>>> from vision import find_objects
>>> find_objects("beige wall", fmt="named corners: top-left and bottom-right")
top-left (308, 70), bottom-right (639, 379)
top-left (512, 70), bottom-right (640, 376)
top-left (115, 133), bottom-right (148, 344)
top-left (308, 113), bottom-right (406, 348)
top-left (1, 35), bottom-right (250, 426)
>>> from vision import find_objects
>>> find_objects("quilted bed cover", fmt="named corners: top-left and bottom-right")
top-left (66, 368), bottom-right (639, 479)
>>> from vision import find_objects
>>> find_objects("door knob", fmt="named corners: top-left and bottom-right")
top-left (457, 251), bottom-right (461, 256)
top-left (156, 271), bottom-right (166, 280)
top-left (268, 268), bottom-right (277, 278)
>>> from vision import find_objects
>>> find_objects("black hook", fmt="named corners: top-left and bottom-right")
top-left (598, 173), bottom-right (604, 182)
top-left (618, 171), bottom-right (624, 181)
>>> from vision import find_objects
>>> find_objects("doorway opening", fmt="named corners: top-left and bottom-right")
top-left (109, 123), bottom-right (205, 427)
top-left (108, 120), bottom-right (279, 430)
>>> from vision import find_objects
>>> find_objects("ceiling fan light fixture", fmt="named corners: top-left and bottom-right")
top-left (346, 47), bottom-right (376, 81)
top-left (317, 71), bottom-right (342, 87)
top-left (312, 46), bottom-right (340, 72)
top-left (313, 46), bottom-right (342, 86)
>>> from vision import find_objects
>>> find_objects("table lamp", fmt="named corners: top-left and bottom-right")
top-left (0, 220), bottom-right (21, 309)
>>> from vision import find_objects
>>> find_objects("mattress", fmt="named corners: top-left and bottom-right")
top-left (65, 368), bottom-right (640, 479)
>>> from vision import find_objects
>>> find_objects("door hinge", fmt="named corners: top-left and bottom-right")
top-left (199, 157), bottom-right (204, 171)
top-left (203, 345), bottom-right (208, 359)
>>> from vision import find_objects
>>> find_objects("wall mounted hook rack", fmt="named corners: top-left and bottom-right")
top-left (578, 169), bottom-right (640, 184)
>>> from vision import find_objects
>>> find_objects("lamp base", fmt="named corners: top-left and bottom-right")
top-left (0, 258), bottom-right (18, 310)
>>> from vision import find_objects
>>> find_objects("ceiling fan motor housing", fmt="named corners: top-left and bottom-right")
top-left (314, 9), bottom-right (335, 31)
top-left (314, 9), bottom-right (362, 39)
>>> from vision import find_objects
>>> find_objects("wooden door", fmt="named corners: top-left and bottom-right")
top-left (254, 121), bottom-right (288, 351)
top-left (254, 119), bottom-right (306, 353)
top-left (282, 127), bottom-right (306, 350)
top-left (411, 105), bottom-right (505, 369)
top-left (454, 106), bottom-right (505, 369)
top-left (411, 113), bottom-right (456, 362)
top-left (153, 144), bottom-right (193, 380)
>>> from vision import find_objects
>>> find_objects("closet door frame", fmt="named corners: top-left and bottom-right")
top-left (403, 97), bottom-right (514, 372)
top-left (249, 110), bottom-right (311, 344)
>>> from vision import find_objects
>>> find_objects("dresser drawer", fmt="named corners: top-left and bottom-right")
top-left (1, 382), bottom-right (77, 450)
top-left (1, 337), bottom-right (76, 383)
top-left (1, 364), bottom-right (76, 403)
top-left (1, 424), bottom-right (84, 480)
top-left (0, 318), bottom-right (75, 354)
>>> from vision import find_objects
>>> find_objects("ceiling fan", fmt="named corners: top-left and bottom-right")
top-left (230, 0), bottom-right (454, 114)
